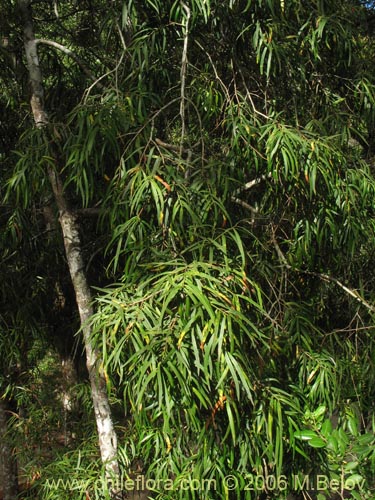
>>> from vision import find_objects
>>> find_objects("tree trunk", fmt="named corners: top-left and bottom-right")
top-left (18, 0), bottom-right (119, 487)
top-left (0, 398), bottom-right (18, 500)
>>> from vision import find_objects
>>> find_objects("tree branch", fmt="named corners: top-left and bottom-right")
top-left (232, 173), bottom-right (272, 196)
top-left (35, 38), bottom-right (104, 89)
top-left (230, 196), bottom-right (257, 216)
top-left (155, 138), bottom-right (183, 153)
top-left (180, 2), bottom-right (191, 156)
top-left (271, 232), bottom-right (375, 313)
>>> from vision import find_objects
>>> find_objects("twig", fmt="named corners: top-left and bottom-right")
top-left (82, 19), bottom-right (127, 103)
top-left (53, 0), bottom-right (59, 18)
top-left (180, 2), bottom-right (191, 156)
top-left (195, 39), bottom-right (231, 102)
top-left (238, 68), bottom-right (270, 120)
top-left (113, 15), bottom-right (131, 96)
top-left (271, 232), bottom-right (375, 313)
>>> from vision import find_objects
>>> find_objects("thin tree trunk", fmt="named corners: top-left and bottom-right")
top-left (18, 0), bottom-right (119, 488)
top-left (0, 398), bottom-right (18, 500)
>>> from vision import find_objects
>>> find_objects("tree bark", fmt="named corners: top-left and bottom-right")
top-left (18, 0), bottom-right (119, 487)
top-left (0, 398), bottom-right (18, 500)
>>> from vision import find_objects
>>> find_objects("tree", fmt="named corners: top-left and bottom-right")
top-left (2, 0), bottom-right (375, 499)
top-left (17, 0), bottom-right (120, 490)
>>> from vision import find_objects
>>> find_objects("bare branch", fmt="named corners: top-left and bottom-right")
top-left (230, 196), bottom-right (257, 215)
top-left (232, 173), bottom-right (272, 196)
top-left (20, 1), bottom-right (48, 127)
top-left (53, 0), bottom-right (59, 18)
top-left (238, 68), bottom-right (270, 120)
top-left (230, 173), bottom-right (271, 223)
top-left (83, 52), bottom-right (125, 102)
top-left (271, 232), bottom-right (375, 313)
top-left (311, 272), bottom-right (375, 313)
top-left (35, 38), bottom-right (103, 89)
top-left (180, 2), bottom-right (191, 156)
top-left (155, 138), bottom-right (182, 153)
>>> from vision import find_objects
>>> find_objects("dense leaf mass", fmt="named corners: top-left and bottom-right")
top-left (2, 0), bottom-right (375, 498)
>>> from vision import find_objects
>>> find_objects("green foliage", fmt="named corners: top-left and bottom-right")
top-left (3, 0), bottom-right (375, 498)
top-left (294, 405), bottom-right (375, 498)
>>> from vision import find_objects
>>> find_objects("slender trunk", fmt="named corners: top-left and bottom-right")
top-left (0, 398), bottom-right (18, 500)
top-left (18, 0), bottom-right (119, 486)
